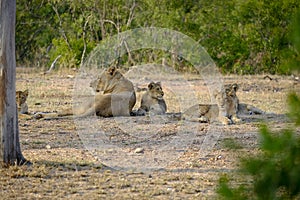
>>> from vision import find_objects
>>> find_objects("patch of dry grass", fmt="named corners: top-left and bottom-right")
top-left (0, 68), bottom-right (295, 199)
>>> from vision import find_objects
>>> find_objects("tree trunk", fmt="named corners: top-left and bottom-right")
top-left (0, 0), bottom-right (28, 165)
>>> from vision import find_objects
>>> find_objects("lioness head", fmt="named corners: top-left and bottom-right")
top-left (16, 89), bottom-right (29, 107)
top-left (93, 66), bottom-right (123, 93)
top-left (148, 82), bottom-right (164, 100)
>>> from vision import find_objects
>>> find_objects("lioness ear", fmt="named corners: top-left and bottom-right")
top-left (148, 82), bottom-right (155, 90)
top-left (107, 66), bottom-right (117, 76)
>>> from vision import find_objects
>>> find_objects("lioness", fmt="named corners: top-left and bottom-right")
top-left (183, 83), bottom-right (265, 124)
top-left (136, 82), bottom-right (167, 115)
top-left (36, 66), bottom-right (136, 119)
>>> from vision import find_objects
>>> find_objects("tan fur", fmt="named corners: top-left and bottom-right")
top-left (16, 89), bottom-right (29, 114)
top-left (16, 89), bottom-right (32, 120)
top-left (136, 82), bottom-right (167, 115)
top-left (183, 84), bottom-right (241, 125)
top-left (183, 83), bottom-right (266, 124)
top-left (36, 66), bottom-right (136, 119)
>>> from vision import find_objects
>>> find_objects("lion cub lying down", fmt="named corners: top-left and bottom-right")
top-left (35, 66), bottom-right (136, 119)
top-left (135, 82), bottom-right (167, 116)
top-left (183, 83), bottom-right (265, 125)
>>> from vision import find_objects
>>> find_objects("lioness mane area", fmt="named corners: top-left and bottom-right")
top-left (34, 66), bottom-right (136, 119)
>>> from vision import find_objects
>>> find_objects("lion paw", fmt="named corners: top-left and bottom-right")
top-left (231, 116), bottom-right (242, 124)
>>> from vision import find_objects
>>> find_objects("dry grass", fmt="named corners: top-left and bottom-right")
top-left (0, 67), bottom-right (297, 199)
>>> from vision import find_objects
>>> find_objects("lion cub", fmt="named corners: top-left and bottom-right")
top-left (136, 82), bottom-right (167, 115)
top-left (16, 89), bottom-right (32, 119)
top-left (183, 83), bottom-right (266, 125)
top-left (183, 84), bottom-right (241, 125)
top-left (16, 89), bottom-right (29, 114)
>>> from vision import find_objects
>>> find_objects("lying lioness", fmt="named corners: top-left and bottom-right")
top-left (35, 66), bottom-right (136, 119)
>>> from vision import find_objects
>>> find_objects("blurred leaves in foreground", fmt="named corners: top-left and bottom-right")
top-left (218, 93), bottom-right (300, 200)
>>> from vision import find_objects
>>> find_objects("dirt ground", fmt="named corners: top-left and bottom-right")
top-left (1, 67), bottom-right (299, 199)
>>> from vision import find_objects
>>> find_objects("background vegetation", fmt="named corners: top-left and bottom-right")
top-left (16, 0), bottom-right (299, 74)
top-left (217, 10), bottom-right (300, 200)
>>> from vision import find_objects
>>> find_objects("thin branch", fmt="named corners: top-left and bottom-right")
top-left (51, 4), bottom-right (71, 49)
top-left (80, 15), bottom-right (91, 68)
top-left (46, 55), bottom-right (61, 73)
top-left (102, 19), bottom-right (119, 33)
top-left (126, 0), bottom-right (136, 28)
top-left (122, 39), bottom-right (135, 66)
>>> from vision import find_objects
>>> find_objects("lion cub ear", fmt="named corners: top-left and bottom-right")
top-left (231, 83), bottom-right (239, 92)
top-left (107, 66), bottom-right (117, 76)
top-left (156, 82), bottom-right (162, 87)
top-left (23, 89), bottom-right (29, 97)
top-left (148, 82), bottom-right (155, 90)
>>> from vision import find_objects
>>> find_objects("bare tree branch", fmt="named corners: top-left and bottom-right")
top-left (122, 39), bottom-right (135, 66)
top-left (80, 15), bottom-right (92, 68)
top-left (103, 19), bottom-right (120, 33)
top-left (126, 0), bottom-right (136, 28)
top-left (46, 55), bottom-right (61, 73)
top-left (51, 4), bottom-right (71, 49)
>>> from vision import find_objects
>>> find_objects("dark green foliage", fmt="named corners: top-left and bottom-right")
top-left (288, 93), bottom-right (300, 126)
top-left (218, 176), bottom-right (249, 200)
top-left (16, 1), bottom-right (56, 64)
top-left (16, 0), bottom-right (299, 74)
top-left (282, 10), bottom-right (300, 73)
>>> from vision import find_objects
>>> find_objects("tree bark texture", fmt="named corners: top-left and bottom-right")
top-left (0, 0), bottom-right (27, 165)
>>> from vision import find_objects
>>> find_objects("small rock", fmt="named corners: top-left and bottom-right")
top-left (46, 145), bottom-right (51, 149)
top-left (134, 148), bottom-right (144, 154)
top-left (215, 155), bottom-right (222, 160)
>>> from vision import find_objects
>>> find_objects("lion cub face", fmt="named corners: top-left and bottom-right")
top-left (148, 82), bottom-right (164, 100)
top-left (215, 83), bottom-right (240, 124)
top-left (214, 83), bottom-right (238, 108)
top-left (135, 81), bottom-right (167, 116)
top-left (16, 89), bottom-right (29, 114)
